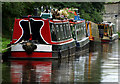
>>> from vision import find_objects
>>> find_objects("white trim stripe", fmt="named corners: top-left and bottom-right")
top-left (14, 19), bottom-right (28, 43)
top-left (11, 44), bottom-right (52, 52)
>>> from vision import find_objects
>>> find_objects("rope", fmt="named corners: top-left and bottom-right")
top-left (2, 41), bottom-right (25, 52)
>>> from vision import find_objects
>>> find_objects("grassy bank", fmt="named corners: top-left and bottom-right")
top-left (1, 37), bottom-right (10, 53)
top-left (117, 32), bottom-right (120, 39)
top-left (0, 36), bottom-right (2, 53)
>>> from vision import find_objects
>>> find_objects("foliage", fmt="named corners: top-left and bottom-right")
top-left (117, 32), bottom-right (120, 38)
top-left (1, 37), bottom-right (10, 53)
top-left (59, 8), bottom-right (77, 19)
top-left (0, 36), bottom-right (2, 53)
top-left (2, 2), bottom-right (105, 39)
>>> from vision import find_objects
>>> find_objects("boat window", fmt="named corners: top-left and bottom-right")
top-left (81, 23), bottom-right (84, 39)
top-left (112, 25), bottom-right (116, 34)
top-left (83, 22), bottom-right (86, 35)
top-left (75, 23), bottom-right (80, 41)
top-left (98, 25), bottom-right (104, 37)
top-left (80, 23), bottom-right (82, 38)
top-left (107, 26), bottom-right (110, 36)
top-left (56, 24), bottom-right (61, 41)
top-left (59, 24), bottom-right (64, 40)
top-left (66, 23), bottom-right (69, 38)
top-left (112, 25), bottom-right (114, 34)
top-left (50, 23), bottom-right (57, 41)
top-left (98, 25), bottom-right (104, 29)
top-left (68, 23), bottom-right (72, 38)
top-left (81, 22), bottom-right (86, 40)
top-left (82, 23), bottom-right (84, 35)
top-left (104, 25), bottom-right (108, 36)
top-left (50, 22), bottom-right (72, 42)
top-left (76, 24), bottom-right (79, 40)
top-left (41, 14), bottom-right (50, 19)
top-left (109, 26), bottom-right (112, 36)
top-left (63, 23), bottom-right (67, 39)
top-left (75, 24), bottom-right (78, 40)
top-left (70, 23), bottom-right (76, 39)
top-left (66, 23), bottom-right (71, 39)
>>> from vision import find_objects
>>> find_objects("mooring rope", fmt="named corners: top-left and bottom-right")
top-left (2, 41), bottom-right (25, 52)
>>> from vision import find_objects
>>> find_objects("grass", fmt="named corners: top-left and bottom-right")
top-left (117, 32), bottom-right (120, 38)
top-left (0, 37), bottom-right (10, 53)
top-left (0, 36), bottom-right (1, 53)
top-left (117, 32), bottom-right (120, 39)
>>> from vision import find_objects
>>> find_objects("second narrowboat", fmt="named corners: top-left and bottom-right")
top-left (69, 19), bottom-right (89, 49)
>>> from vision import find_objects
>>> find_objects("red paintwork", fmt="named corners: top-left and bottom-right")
top-left (11, 60), bottom-right (52, 83)
top-left (69, 20), bottom-right (85, 24)
top-left (11, 17), bottom-right (73, 45)
top-left (11, 52), bottom-right (52, 58)
top-left (29, 34), bottom-right (32, 40)
top-left (51, 38), bottom-right (74, 44)
top-left (40, 19), bottom-right (52, 44)
top-left (101, 39), bottom-right (110, 42)
top-left (11, 19), bottom-right (23, 44)
top-left (50, 19), bottom-right (68, 23)
top-left (89, 36), bottom-right (94, 41)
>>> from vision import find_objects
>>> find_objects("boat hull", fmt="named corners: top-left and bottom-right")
top-left (10, 47), bottom-right (76, 59)
top-left (101, 34), bottom-right (118, 42)
top-left (76, 37), bottom-right (89, 48)
top-left (10, 42), bottom-right (76, 59)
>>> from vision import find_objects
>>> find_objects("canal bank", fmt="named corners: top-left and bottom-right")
top-left (1, 39), bottom-right (119, 83)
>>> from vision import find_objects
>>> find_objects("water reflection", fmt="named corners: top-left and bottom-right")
top-left (100, 40), bottom-right (118, 82)
top-left (2, 40), bottom-right (119, 83)
top-left (10, 60), bottom-right (53, 83)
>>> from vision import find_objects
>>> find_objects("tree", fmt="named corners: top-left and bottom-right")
top-left (2, 2), bottom-right (105, 38)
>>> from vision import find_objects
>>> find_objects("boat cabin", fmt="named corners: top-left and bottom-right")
top-left (98, 21), bottom-right (118, 42)
top-left (69, 20), bottom-right (89, 48)
top-left (40, 13), bottom-right (52, 19)
top-left (86, 21), bottom-right (101, 42)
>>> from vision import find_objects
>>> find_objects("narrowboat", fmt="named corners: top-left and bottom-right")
top-left (9, 15), bottom-right (76, 59)
top-left (98, 21), bottom-right (118, 42)
top-left (86, 21), bottom-right (101, 42)
top-left (69, 19), bottom-right (89, 49)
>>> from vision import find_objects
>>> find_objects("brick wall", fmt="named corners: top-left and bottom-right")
top-left (118, 16), bottom-right (120, 33)
top-left (103, 3), bottom-right (120, 32)
top-left (104, 3), bottom-right (118, 14)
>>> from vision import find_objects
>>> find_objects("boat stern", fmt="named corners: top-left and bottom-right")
top-left (10, 43), bottom-right (53, 59)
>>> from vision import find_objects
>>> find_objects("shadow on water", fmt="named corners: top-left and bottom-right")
top-left (2, 40), bottom-right (119, 83)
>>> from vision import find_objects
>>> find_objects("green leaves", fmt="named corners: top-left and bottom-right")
top-left (2, 2), bottom-right (105, 39)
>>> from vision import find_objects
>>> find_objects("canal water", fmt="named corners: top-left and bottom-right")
top-left (1, 40), bottom-right (119, 83)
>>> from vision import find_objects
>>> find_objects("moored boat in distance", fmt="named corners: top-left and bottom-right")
top-left (9, 15), bottom-right (76, 59)
top-left (86, 21), bottom-right (101, 42)
top-left (98, 21), bottom-right (118, 42)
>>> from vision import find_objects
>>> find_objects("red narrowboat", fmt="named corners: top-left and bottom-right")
top-left (10, 15), bottom-right (76, 59)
